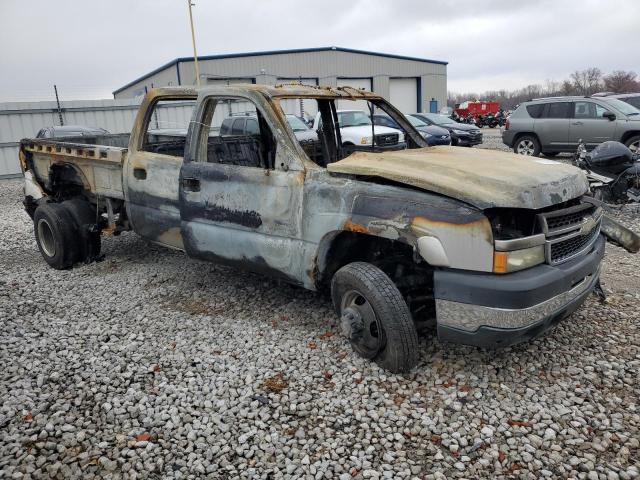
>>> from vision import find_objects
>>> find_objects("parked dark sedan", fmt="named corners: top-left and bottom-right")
top-left (409, 113), bottom-right (483, 147)
top-left (372, 114), bottom-right (451, 146)
top-left (36, 125), bottom-right (110, 139)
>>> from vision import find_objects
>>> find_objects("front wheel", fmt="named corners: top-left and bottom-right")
top-left (331, 262), bottom-right (419, 373)
top-left (514, 135), bottom-right (541, 156)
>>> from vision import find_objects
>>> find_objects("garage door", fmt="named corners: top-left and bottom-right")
top-left (337, 78), bottom-right (372, 111)
top-left (277, 78), bottom-right (318, 120)
top-left (389, 78), bottom-right (418, 113)
top-left (206, 77), bottom-right (254, 86)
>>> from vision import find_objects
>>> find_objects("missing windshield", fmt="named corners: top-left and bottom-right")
top-left (276, 96), bottom-right (427, 167)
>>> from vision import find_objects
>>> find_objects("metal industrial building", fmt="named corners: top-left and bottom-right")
top-left (113, 46), bottom-right (447, 114)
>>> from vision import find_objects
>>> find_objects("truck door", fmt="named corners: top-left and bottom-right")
top-left (569, 101), bottom-right (617, 149)
top-left (179, 94), bottom-right (308, 285)
top-left (125, 94), bottom-right (197, 249)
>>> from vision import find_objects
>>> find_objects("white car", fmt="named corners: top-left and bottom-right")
top-left (312, 110), bottom-right (405, 150)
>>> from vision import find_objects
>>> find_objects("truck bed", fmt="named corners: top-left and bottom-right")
top-left (20, 134), bottom-right (129, 199)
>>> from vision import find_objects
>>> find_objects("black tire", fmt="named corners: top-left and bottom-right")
top-left (33, 203), bottom-right (81, 269)
top-left (513, 135), bottom-right (541, 157)
top-left (624, 134), bottom-right (640, 154)
top-left (61, 198), bottom-right (101, 262)
top-left (331, 262), bottom-right (419, 373)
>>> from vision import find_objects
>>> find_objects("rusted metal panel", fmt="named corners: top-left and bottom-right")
top-left (601, 215), bottom-right (640, 253)
top-left (327, 147), bottom-right (590, 210)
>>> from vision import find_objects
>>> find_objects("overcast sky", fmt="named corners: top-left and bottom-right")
top-left (0, 0), bottom-right (638, 102)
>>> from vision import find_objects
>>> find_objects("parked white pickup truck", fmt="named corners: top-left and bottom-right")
top-left (312, 109), bottom-right (405, 152)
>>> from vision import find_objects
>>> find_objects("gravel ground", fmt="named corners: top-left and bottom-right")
top-left (475, 127), bottom-right (511, 153)
top-left (1, 177), bottom-right (639, 480)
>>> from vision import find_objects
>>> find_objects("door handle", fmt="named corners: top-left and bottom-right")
top-left (182, 177), bottom-right (200, 192)
top-left (133, 167), bottom-right (147, 180)
top-left (572, 121), bottom-right (583, 126)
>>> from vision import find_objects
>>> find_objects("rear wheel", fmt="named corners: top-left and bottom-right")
top-left (514, 135), bottom-right (541, 156)
top-left (33, 204), bottom-right (81, 269)
top-left (331, 262), bottom-right (419, 373)
top-left (624, 135), bottom-right (640, 154)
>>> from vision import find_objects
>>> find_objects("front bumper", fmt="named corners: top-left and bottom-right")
top-left (434, 235), bottom-right (605, 348)
top-left (427, 136), bottom-right (452, 146)
top-left (454, 132), bottom-right (483, 146)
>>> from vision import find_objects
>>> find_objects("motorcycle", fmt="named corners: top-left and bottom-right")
top-left (477, 113), bottom-right (499, 128)
top-left (574, 140), bottom-right (640, 204)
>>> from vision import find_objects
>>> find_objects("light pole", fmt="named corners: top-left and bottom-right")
top-left (187, 0), bottom-right (201, 86)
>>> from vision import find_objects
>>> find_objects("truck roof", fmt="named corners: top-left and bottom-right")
top-left (148, 84), bottom-right (383, 100)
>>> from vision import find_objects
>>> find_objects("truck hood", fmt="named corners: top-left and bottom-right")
top-left (327, 146), bottom-right (589, 209)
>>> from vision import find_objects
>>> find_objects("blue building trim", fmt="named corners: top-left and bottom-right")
top-left (176, 61), bottom-right (182, 86)
top-left (416, 77), bottom-right (422, 113)
top-left (113, 46), bottom-right (448, 95)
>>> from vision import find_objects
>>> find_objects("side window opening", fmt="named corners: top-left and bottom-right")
top-left (276, 97), bottom-right (426, 168)
top-left (142, 98), bottom-right (197, 157)
top-left (199, 97), bottom-right (276, 169)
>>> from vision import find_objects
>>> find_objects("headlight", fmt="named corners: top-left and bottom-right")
top-left (493, 245), bottom-right (545, 273)
top-left (452, 129), bottom-right (468, 135)
top-left (360, 136), bottom-right (372, 145)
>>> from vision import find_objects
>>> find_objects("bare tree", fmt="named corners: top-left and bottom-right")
top-left (570, 68), bottom-right (603, 95)
top-left (447, 67), bottom-right (633, 110)
top-left (603, 70), bottom-right (639, 93)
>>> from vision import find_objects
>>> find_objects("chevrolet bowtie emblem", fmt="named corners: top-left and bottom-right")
top-left (580, 215), bottom-right (597, 236)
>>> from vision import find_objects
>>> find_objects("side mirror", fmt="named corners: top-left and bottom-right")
top-left (603, 111), bottom-right (616, 121)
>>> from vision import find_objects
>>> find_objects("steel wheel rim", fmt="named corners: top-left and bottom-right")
top-left (629, 140), bottom-right (639, 153)
top-left (517, 139), bottom-right (535, 155)
top-left (340, 290), bottom-right (384, 358)
top-left (37, 219), bottom-right (56, 257)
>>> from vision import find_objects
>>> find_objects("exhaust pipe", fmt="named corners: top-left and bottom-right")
top-left (601, 215), bottom-right (640, 254)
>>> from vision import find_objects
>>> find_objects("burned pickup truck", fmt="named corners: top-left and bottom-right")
top-left (19, 85), bottom-right (639, 373)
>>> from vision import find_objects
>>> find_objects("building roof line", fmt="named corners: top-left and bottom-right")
top-left (112, 46), bottom-right (448, 95)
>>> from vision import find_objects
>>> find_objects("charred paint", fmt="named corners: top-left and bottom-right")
top-left (189, 204), bottom-right (263, 229)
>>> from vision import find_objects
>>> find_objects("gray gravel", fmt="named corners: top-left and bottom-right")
top-left (1, 177), bottom-right (639, 479)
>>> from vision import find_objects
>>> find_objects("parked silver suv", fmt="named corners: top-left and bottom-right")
top-left (503, 96), bottom-right (640, 156)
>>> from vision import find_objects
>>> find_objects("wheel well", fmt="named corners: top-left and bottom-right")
top-left (512, 132), bottom-right (539, 146)
top-left (317, 231), bottom-right (435, 327)
top-left (620, 131), bottom-right (640, 144)
top-left (48, 163), bottom-right (88, 201)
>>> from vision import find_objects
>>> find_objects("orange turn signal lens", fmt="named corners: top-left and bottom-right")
top-left (493, 252), bottom-right (508, 274)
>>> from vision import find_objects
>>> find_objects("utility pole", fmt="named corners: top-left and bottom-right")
top-left (187, 0), bottom-right (201, 86)
top-left (53, 85), bottom-right (64, 126)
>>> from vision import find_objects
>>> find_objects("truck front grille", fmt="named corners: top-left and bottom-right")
top-left (537, 203), bottom-right (602, 265)
top-left (549, 225), bottom-right (600, 264)
top-left (374, 133), bottom-right (398, 146)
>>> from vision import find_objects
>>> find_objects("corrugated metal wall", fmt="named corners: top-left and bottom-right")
top-left (114, 50), bottom-right (448, 112)
top-left (0, 99), bottom-right (196, 177)
top-left (0, 99), bottom-right (141, 177)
